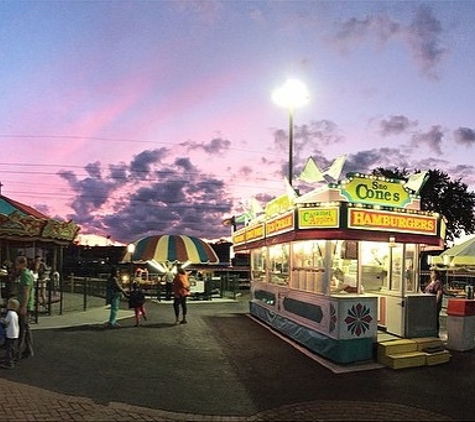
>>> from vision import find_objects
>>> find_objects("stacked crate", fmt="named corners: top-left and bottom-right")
top-left (377, 338), bottom-right (450, 369)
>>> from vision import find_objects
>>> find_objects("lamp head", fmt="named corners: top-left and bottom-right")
top-left (272, 79), bottom-right (310, 110)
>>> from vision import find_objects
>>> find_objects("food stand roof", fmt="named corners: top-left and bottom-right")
top-left (231, 173), bottom-right (446, 251)
top-left (0, 194), bottom-right (80, 245)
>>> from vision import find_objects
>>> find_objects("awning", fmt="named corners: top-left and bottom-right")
top-left (432, 236), bottom-right (475, 269)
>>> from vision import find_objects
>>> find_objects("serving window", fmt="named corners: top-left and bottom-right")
top-left (359, 241), bottom-right (418, 294)
top-left (250, 247), bottom-right (266, 282)
top-left (268, 244), bottom-right (289, 286)
top-left (291, 240), bottom-right (326, 293)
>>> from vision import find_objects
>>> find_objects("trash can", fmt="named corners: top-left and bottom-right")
top-left (447, 299), bottom-right (475, 351)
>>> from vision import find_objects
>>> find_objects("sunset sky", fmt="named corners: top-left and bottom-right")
top-left (1, 1), bottom-right (475, 244)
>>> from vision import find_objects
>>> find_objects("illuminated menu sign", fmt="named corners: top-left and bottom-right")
top-left (246, 224), bottom-right (265, 242)
top-left (232, 223), bottom-right (264, 246)
top-left (341, 175), bottom-right (411, 209)
top-left (232, 229), bottom-right (246, 246)
top-left (266, 212), bottom-right (294, 237)
top-left (348, 209), bottom-right (438, 235)
top-left (265, 194), bottom-right (293, 218)
top-left (298, 207), bottom-right (340, 229)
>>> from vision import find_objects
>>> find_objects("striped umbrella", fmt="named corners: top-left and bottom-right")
top-left (123, 234), bottom-right (219, 264)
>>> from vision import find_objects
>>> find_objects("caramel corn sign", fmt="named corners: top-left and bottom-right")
top-left (266, 212), bottom-right (294, 237)
top-left (348, 209), bottom-right (437, 235)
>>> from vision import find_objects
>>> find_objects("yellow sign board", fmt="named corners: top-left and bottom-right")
top-left (266, 212), bottom-right (294, 237)
top-left (265, 194), bottom-right (293, 218)
top-left (298, 207), bottom-right (340, 229)
top-left (246, 224), bottom-right (265, 242)
top-left (348, 209), bottom-right (438, 235)
top-left (232, 229), bottom-right (246, 246)
top-left (232, 223), bottom-right (264, 246)
top-left (341, 175), bottom-right (411, 208)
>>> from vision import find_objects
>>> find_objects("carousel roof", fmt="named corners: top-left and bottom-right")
top-left (0, 195), bottom-right (49, 219)
top-left (0, 195), bottom-right (80, 244)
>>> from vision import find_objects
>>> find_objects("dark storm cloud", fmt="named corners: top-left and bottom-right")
top-left (60, 149), bottom-right (233, 242)
top-left (273, 120), bottom-right (343, 158)
top-left (411, 125), bottom-right (445, 154)
top-left (379, 115), bottom-right (418, 136)
top-left (330, 5), bottom-right (448, 79)
top-left (238, 166), bottom-right (253, 177)
top-left (174, 157), bottom-right (196, 173)
top-left (182, 137), bottom-right (231, 155)
top-left (271, 120), bottom-right (344, 184)
top-left (406, 5), bottom-right (447, 79)
top-left (454, 127), bottom-right (475, 147)
top-left (109, 163), bottom-right (128, 181)
top-left (85, 161), bottom-right (102, 179)
top-left (57, 171), bottom-right (118, 224)
top-left (333, 15), bottom-right (400, 50)
top-left (272, 128), bottom-right (288, 152)
top-left (130, 148), bottom-right (167, 179)
top-left (104, 174), bottom-right (232, 241)
top-left (344, 148), bottom-right (410, 175)
top-left (294, 120), bottom-right (344, 148)
top-left (448, 163), bottom-right (475, 189)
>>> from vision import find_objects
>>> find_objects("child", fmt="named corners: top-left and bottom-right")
top-left (1, 298), bottom-right (20, 370)
top-left (129, 282), bottom-right (147, 327)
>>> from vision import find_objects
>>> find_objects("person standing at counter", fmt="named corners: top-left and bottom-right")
top-left (424, 269), bottom-right (444, 335)
top-left (331, 268), bottom-right (363, 293)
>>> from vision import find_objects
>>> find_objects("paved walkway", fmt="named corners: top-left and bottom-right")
top-left (0, 296), bottom-right (467, 421)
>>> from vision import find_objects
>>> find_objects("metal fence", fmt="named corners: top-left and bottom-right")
top-left (31, 272), bottom-right (245, 319)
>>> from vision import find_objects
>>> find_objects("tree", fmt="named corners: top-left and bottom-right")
top-left (372, 167), bottom-right (475, 243)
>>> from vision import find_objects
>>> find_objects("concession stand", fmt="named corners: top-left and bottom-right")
top-left (231, 173), bottom-right (446, 364)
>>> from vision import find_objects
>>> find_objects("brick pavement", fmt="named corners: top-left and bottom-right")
top-left (0, 377), bottom-right (453, 421)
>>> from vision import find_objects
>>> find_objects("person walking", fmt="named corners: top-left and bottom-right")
top-left (106, 266), bottom-right (128, 329)
top-left (163, 262), bottom-right (175, 301)
top-left (1, 298), bottom-right (20, 369)
top-left (424, 269), bottom-right (444, 335)
top-left (129, 282), bottom-right (147, 327)
top-left (33, 256), bottom-right (49, 309)
top-left (173, 266), bottom-right (190, 325)
top-left (14, 255), bottom-right (35, 359)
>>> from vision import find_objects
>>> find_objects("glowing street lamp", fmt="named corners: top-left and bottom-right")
top-left (272, 79), bottom-right (310, 186)
top-left (127, 243), bottom-right (136, 283)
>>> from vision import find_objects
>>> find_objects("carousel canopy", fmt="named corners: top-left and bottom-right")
top-left (0, 195), bottom-right (49, 219)
top-left (0, 194), bottom-right (80, 245)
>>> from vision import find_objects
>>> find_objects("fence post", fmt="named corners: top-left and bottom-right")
top-left (34, 277), bottom-right (40, 324)
top-left (83, 277), bottom-right (88, 311)
top-left (59, 274), bottom-right (68, 316)
top-left (47, 277), bottom-right (52, 316)
top-left (233, 274), bottom-right (238, 300)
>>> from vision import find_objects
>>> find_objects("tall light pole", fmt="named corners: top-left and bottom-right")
top-left (272, 79), bottom-right (310, 186)
top-left (127, 243), bottom-right (136, 284)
